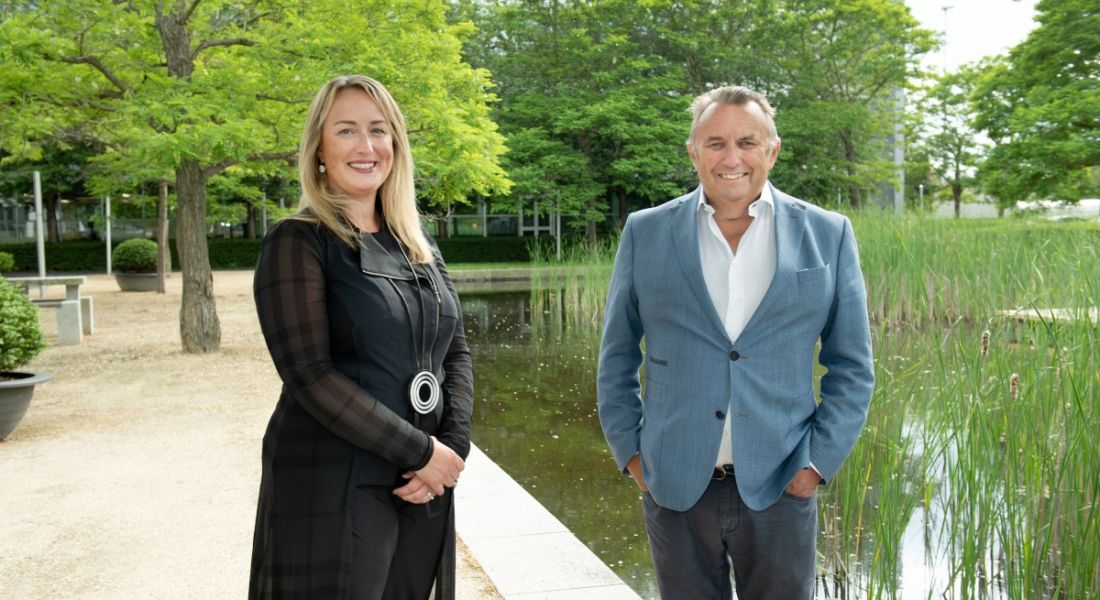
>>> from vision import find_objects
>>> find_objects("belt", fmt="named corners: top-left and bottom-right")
top-left (712, 464), bottom-right (734, 480)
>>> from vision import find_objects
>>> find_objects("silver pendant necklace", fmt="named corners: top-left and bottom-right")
top-left (395, 242), bottom-right (441, 416)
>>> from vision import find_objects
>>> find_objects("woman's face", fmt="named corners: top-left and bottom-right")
top-left (317, 87), bottom-right (394, 203)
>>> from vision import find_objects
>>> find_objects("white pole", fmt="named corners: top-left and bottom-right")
top-left (105, 195), bottom-right (112, 274)
top-left (555, 203), bottom-right (562, 261)
top-left (33, 172), bottom-right (46, 287)
top-left (919, 184), bottom-right (925, 214)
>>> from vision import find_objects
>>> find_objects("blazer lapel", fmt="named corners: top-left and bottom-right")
top-left (671, 187), bottom-right (730, 338)
top-left (741, 185), bottom-right (806, 336)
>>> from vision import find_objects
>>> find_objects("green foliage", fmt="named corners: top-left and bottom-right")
top-left (971, 0), bottom-right (1100, 202)
top-left (112, 238), bottom-right (157, 273)
top-left (0, 251), bottom-right (13, 272)
top-left (0, 0), bottom-right (510, 206)
top-left (908, 68), bottom-right (990, 216)
top-left (0, 276), bottom-right (46, 371)
top-left (771, 0), bottom-right (935, 207)
top-left (460, 0), bottom-right (694, 225)
top-left (0, 0), bottom-right (512, 349)
top-left (461, 0), bottom-right (934, 219)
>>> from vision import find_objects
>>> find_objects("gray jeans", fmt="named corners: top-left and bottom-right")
top-left (642, 474), bottom-right (817, 600)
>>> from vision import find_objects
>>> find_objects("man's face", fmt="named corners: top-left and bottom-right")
top-left (688, 102), bottom-right (780, 209)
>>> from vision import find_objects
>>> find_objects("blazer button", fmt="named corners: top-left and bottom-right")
top-left (715, 410), bottom-right (725, 420)
top-left (729, 350), bottom-right (740, 361)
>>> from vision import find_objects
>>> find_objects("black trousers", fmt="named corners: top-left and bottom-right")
top-left (349, 485), bottom-right (452, 600)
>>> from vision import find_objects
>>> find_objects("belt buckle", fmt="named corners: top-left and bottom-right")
top-left (712, 465), bottom-right (732, 480)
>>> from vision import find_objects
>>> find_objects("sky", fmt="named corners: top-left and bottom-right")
top-left (904, 0), bottom-right (1039, 72)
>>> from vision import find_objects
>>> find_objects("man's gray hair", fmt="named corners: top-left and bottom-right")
top-left (686, 85), bottom-right (778, 148)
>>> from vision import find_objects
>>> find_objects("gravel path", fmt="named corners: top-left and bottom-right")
top-left (0, 271), bottom-right (500, 599)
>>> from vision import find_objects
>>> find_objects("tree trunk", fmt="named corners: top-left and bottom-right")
top-left (585, 219), bottom-right (597, 250)
top-left (245, 203), bottom-right (257, 239)
top-left (176, 160), bottom-right (221, 352)
top-left (953, 157), bottom-right (963, 219)
top-left (617, 189), bottom-right (628, 229)
top-left (840, 132), bottom-right (862, 209)
top-left (156, 180), bottom-right (170, 293)
top-left (157, 3), bottom-right (218, 352)
top-left (437, 217), bottom-right (449, 240)
top-left (46, 195), bottom-right (61, 242)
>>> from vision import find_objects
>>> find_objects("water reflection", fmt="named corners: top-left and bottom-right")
top-left (461, 289), bottom-right (661, 598)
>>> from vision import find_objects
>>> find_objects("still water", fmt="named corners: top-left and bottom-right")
top-left (458, 285), bottom-right (1093, 599)
top-left (460, 288), bottom-right (661, 598)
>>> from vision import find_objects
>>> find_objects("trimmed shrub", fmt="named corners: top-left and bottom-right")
top-left (0, 277), bottom-right (47, 370)
top-left (113, 238), bottom-right (158, 273)
top-left (0, 251), bottom-right (13, 272)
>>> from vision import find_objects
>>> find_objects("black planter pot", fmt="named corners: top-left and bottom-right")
top-left (0, 371), bottom-right (52, 441)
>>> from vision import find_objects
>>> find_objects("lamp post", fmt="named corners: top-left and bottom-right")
top-left (942, 5), bottom-right (953, 73)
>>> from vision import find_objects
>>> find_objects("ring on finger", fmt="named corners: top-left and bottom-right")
top-left (427, 491), bottom-right (435, 500)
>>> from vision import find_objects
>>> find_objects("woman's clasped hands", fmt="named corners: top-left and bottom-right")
top-left (393, 435), bottom-right (464, 504)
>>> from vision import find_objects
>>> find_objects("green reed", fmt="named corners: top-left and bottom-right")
top-left (523, 215), bottom-right (1098, 598)
top-left (849, 216), bottom-right (1097, 598)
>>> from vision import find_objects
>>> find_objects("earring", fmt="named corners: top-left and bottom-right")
top-left (318, 163), bottom-right (326, 173)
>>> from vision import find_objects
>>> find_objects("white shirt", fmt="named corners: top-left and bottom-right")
top-left (697, 185), bottom-right (777, 467)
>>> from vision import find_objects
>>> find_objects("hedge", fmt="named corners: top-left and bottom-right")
top-left (0, 235), bottom-right (530, 272)
top-left (435, 236), bottom-right (530, 263)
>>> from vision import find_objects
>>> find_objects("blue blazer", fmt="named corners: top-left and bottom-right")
top-left (596, 185), bottom-right (875, 511)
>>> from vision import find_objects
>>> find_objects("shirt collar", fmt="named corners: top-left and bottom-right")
top-left (697, 183), bottom-right (775, 217)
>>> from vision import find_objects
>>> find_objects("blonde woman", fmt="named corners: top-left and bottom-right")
top-left (250, 75), bottom-right (472, 600)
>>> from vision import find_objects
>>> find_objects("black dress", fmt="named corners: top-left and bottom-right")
top-left (249, 218), bottom-right (473, 599)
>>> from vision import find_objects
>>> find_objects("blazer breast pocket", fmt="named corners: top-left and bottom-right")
top-left (797, 264), bottom-right (833, 307)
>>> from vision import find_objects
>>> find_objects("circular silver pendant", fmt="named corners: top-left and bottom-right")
top-left (409, 370), bottom-right (441, 415)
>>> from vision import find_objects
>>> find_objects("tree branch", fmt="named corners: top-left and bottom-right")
top-left (202, 159), bottom-right (237, 181)
top-left (184, 0), bottom-right (203, 23)
top-left (59, 55), bottom-right (131, 94)
top-left (202, 151), bottom-right (295, 180)
top-left (190, 38), bottom-right (257, 61)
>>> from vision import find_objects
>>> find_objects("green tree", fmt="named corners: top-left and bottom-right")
top-left (0, 0), bottom-right (508, 352)
top-left (459, 0), bottom-right (696, 243)
top-left (911, 68), bottom-right (989, 217)
top-left (972, 0), bottom-right (1100, 204)
top-left (461, 0), bottom-right (933, 230)
top-left (771, 0), bottom-right (935, 208)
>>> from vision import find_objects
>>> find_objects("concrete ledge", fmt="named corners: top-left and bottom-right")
top-left (995, 307), bottom-right (1098, 324)
top-left (456, 444), bottom-right (640, 600)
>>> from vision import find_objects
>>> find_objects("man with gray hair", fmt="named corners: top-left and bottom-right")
top-left (597, 85), bottom-right (875, 598)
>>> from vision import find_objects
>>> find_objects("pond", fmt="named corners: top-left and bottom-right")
top-left (460, 279), bottom-right (1098, 599)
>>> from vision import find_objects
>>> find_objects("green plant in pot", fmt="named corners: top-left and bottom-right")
top-left (113, 238), bottom-right (159, 292)
top-left (0, 276), bottom-right (51, 441)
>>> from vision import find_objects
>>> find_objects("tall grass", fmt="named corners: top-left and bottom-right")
top-left (529, 215), bottom-right (1099, 598)
top-left (839, 216), bottom-right (1098, 598)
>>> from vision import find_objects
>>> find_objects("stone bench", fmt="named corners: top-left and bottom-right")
top-left (5, 276), bottom-right (92, 345)
top-left (31, 296), bottom-right (95, 336)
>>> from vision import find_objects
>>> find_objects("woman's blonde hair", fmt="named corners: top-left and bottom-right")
top-left (295, 75), bottom-right (433, 263)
